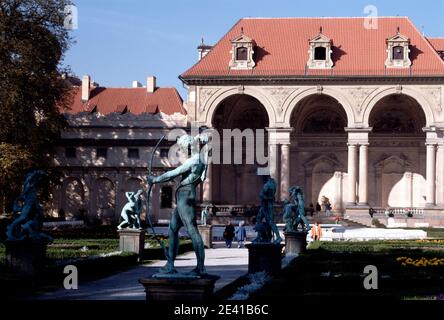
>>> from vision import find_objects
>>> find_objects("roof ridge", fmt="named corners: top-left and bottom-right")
top-left (240, 16), bottom-right (410, 20)
top-left (88, 86), bottom-right (180, 90)
top-left (181, 16), bottom-right (444, 78)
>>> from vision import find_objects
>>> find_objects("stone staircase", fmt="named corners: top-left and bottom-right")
top-left (342, 212), bottom-right (375, 227)
top-left (340, 217), bottom-right (370, 228)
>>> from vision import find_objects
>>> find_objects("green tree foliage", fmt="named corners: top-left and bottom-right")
top-left (0, 0), bottom-right (73, 209)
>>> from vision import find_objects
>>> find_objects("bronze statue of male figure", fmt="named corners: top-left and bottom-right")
top-left (283, 186), bottom-right (310, 232)
top-left (254, 176), bottom-right (282, 244)
top-left (148, 134), bottom-right (209, 276)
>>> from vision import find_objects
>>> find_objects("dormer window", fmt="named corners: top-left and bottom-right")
top-left (385, 28), bottom-right (411, 68)
top-left (229, 28), bottom-right (256, 70)
top-left (307, 28), bottom-right (333, 69)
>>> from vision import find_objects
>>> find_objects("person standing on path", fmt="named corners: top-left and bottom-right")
top-left (235, 221), bottom-right (247, 248)
top-left (223, 222), bottom-right (235, 248)
top-left (310, 222), bottom-right (323, 241)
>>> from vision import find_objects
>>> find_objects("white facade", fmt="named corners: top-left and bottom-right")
top-left (183, 82), bottom-right (444, 225)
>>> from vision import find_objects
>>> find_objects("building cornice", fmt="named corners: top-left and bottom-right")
top-left (180, 75), bottom-right (444, 86)
top-left (58, 139), bottom-right (177, 147)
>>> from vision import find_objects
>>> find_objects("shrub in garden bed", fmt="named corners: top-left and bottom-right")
top-left (309, 240), bottom-right (444, 253)
top-left (251, 246), bottom-right (444, 301)
top-left (45, 225), bottom-right (119, 239)
top-left (143, 238), bottom-right (193, 260)
top-left (45, 238), bottom-right (120, 260)
top-left (43, 252), bottom-right (139, 286)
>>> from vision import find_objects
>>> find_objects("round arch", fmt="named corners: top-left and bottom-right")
top-left (362, 87), bottom-right (434, 127)
top-left (202, 87), bottom-right (276, 127)
top-left (283, 87), bottom-right (355, 127)
top-left (94, 177), bottom-right (116, 221)
top-left (61, 177), bottom-right (87, 219)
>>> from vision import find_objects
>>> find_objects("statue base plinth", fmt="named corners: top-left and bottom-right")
top-left (5, 240), bottom-right (48, 277)
top-left (197, 225), bottom-right (213, 248)
top-left (284, 231), bottom-right (308, 256)
top-left (139, 274), bottom-right (220, 301)
top-left (118, 229), bottom-right (145, 259)
top-left (246, 243), bottom-right (284, 275)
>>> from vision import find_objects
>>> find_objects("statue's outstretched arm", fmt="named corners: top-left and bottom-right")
top-left (150, 159), bottom-right (193, 184)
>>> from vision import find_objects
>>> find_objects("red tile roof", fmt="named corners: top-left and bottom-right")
top-left (428, 37), bottom-right (444, 52)
top-left (63, 87), bottom-right (185, 115)
top-left (181, 17), bottom-right (444, 78)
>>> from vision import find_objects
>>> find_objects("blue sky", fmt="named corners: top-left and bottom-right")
top-left (65, 0), bottom-right (444, 97)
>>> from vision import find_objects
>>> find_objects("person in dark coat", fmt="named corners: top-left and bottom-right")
top-left (309, 203), bottom-right (315, 217)
top-left (223, 222), bottom-right (235, 248)
top-left (315, 202), bottom-right (321, 214)
top-left (235, 221), bottom-right (247, 248)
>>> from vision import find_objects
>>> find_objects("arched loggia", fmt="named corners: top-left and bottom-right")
top-left (368, 94), bottom-right (427, 208)
top-left (210, 94), bottom-right (270, 205)
top-left (290, 94), bottom-right (348, 211)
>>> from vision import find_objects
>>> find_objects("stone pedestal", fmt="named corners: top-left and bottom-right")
top-left (284, 231), bottom-right (307, 255)
top-left (118, 229), bottom-right (145, 259)
top-left (139, 275), bottom-right (220, 301)
top-left (197, 225), bottom-right (213, 249)
top-left (246, 243), bottom-right (284, 275)
top-left (5, 240), bottom-right (48, 277)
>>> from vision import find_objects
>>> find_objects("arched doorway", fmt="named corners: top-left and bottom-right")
top-left (368, 94), bottom-right (427, 208)
top-left (290, 94), bottom-right (348, 211)
top-left (212, 94), bottom-right (269, 205)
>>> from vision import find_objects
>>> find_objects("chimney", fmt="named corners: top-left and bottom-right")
top-left (132, 81), bottom-right (142, 88)
top-left (147, 76), bottom-right (156, 93)
top-left (81, 75), bottom-right (90, 102)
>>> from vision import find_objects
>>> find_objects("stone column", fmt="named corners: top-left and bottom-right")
top-left (266, 127), bottom-right (293, 200)
top-left (358, 144), bottom-right (369, 206)
top-left (347, 144), bottom-right (358, 205)
top-left (426, 143), bottom-right (436, 207)
top-left (436, 144), bottom-right (444, 206)
top-left (334, 172), bottom-right (343, 211)
top-left (268, 143), bottom-right (278, 180)
top-left (280, 144), bottom-right (290, 201)
top-left (404, 172), bottom-right (413, 208)
top-left (202, 163), bottom-right (212, 203)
